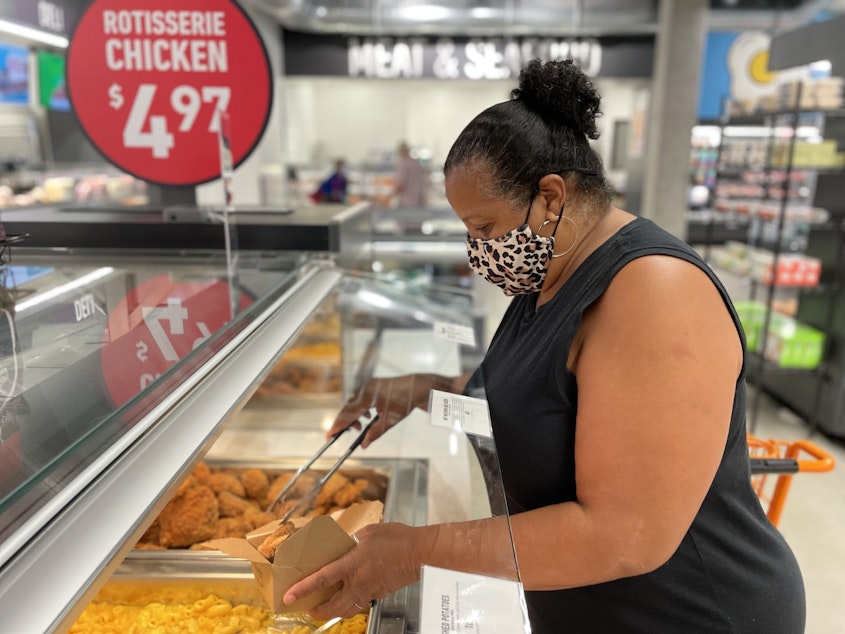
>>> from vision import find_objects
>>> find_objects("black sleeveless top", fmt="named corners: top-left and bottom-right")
top-left (473, 217), bottom-right (805, 633)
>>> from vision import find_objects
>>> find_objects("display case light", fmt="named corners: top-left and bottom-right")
top-left (0, 19), bottom-right (68, 49)
top-left (16, 267), bottom-right (114, 313)
top-left (469, 7), bottom-right (497, 19)
top-left (397, 5), bottom-right (452, 21)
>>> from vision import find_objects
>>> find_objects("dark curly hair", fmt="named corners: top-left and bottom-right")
top-left (444, 59), bottom-right (614, 211)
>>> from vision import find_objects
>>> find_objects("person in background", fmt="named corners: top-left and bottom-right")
top-left (394, 141), bottom-right (427, 207)
top-left (311, 158), bottom-right (348, 204)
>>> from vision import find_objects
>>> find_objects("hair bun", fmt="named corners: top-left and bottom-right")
top-left (511, 59), bottom-right (601, 140)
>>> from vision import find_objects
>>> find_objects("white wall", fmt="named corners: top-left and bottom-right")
top-left (282, 76), bottom-right (650, 183)
top-left (200, 15), bottom-right (653, 209)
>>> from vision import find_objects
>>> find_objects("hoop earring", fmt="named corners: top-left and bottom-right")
top-left (539, 216), bottom-right (577, 258)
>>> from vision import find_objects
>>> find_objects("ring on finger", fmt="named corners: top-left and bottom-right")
top-left (354, 601), bottom-right (365, 611)
top-left (351, 531), bottom-right (359, 544)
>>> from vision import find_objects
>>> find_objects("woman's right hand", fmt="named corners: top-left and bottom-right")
top-left (327, 374), bottom-right (455, 448)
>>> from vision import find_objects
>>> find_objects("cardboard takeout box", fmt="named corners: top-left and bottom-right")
top-left (208, 500), bottom-right (383, 613)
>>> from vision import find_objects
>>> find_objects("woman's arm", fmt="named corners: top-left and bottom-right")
top-left (326, 372), bottom-right (473, 448)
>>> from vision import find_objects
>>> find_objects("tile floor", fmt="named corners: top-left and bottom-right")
top-left (750, 390), bottom-right (845, 634)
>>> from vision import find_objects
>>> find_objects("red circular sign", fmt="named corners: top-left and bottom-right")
top-left (66, 0), bottom-right (273, 186)
top-left (100, 274), bottom-right (252, 407)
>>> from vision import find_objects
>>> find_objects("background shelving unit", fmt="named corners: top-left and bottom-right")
top-left (706, 86), bottom-right (845, 438)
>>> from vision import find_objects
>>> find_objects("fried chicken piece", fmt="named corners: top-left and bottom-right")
top-left (332, 478), bottom-right (370, 508)
top-left (134, 542), bottom-right (166, 550)
top-left (175, 475), bottom-right (198, 497)
top-left (218, 490), bottom-right (258, 518)
top-left (257, 521), bottom-right (296, 561)
top-left (268, 497), bottom-right (307, 520)
top-left (191, 462), bottom-right (211, 485)
top-left (240, 468), bottom-right (269, 502)
top-left (314, 473), bottom-right (350, 508)
top-left (243, 506), bottom-right (275, 530)
top-left (213, 516), bottom-right (254, 539)
top-left (208, 471), bottom-right (246, 497)
top-left (266, 473), bottom-right (316, 509)
top-left (158, 485), bottom-right (219, 548)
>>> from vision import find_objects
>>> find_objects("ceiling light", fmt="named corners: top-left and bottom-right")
top-left (0, 18), bottom-right (68, 48)
top-left (398, 5), bottom-right (452, 21)
top-left (315, 6), bottom-right (328, 18)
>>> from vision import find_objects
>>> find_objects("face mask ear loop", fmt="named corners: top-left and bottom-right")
top-left (523, 187), bottom-right (539, 227)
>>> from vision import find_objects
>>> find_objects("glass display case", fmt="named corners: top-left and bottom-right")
top-left (0, 246), bottom-right (528, 633)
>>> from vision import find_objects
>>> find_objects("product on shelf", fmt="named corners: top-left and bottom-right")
top-left (748, 250), bottom-right (822, 287)
top-left (771, 140), bottom-right (845, 168)
top-left (768, 77), bottom-right (844, 112)
top-left (734, 301), bottom-right (767, 351)
top-left (711, 242), bottom-right (822, 287)
top-left (763, 313), bottom-right (825, 369)
top-left (728, 77), bottom-right (844, 115)
top-left (733, 301), bottom-right (824, 368)
top-left (135, 462), bottom-right (381, 551)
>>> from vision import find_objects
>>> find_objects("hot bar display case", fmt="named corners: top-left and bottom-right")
top-left (0, 243), bottom-right (527, 633)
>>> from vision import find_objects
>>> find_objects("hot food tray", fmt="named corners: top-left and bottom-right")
top-left (116, 457), bottom-right (429, 633)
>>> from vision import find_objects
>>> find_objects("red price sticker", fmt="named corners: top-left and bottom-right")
top-left (101, 274), bottom-right (252, 407)
top-left (66, 0), bottom-right (272, 186)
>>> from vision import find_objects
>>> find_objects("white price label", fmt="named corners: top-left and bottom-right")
top-left (420, 565), bottom-right (529, 634)
top-left (111, 83), bottom-right (232, 159)
top-left (429, 390), bottom-right (492, 439)
top-left (433, 321), bottom-right (476, 346)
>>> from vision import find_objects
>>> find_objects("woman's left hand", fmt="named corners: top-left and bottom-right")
top-left (282, 522), bottom-right (436, 620)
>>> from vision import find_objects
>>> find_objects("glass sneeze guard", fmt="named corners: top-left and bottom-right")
top-left (0, 250), bottom-right (307, 560)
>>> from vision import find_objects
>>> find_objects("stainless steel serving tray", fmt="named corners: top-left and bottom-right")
top-left (116, 457), bottom-right (429, 634)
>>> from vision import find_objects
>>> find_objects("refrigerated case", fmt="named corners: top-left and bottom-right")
top-left (0, 246), bottom-right (527, 633)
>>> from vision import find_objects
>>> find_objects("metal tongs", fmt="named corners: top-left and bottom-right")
top-left (265, 407), bottom-right (379, 521)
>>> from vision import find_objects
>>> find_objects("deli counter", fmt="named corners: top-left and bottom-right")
top-left (0, 240), bottom-right (528, 633)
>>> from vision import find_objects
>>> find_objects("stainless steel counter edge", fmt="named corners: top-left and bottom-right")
top-left (0, 264), bottom-right (345, 634)
top-left (0, 202), bottom-right (372, 252)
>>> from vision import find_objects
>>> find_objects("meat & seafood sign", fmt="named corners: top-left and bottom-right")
top-left (281, 32), bottom-right (653, 79)
top-left (349, 37), bottom-right (602, 79)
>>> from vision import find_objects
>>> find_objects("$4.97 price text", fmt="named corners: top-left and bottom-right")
top-left (108, 83), bottom-right (231, 159)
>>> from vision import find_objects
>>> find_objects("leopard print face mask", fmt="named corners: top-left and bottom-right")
top-left (466, 195), bottom-right (565, 296)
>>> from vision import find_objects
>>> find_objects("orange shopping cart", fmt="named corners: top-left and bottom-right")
top-left (747, 434), bottom-right (835, 527)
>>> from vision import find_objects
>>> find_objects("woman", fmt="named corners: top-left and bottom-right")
top-left (284, 59), bottom-right (805, 632)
